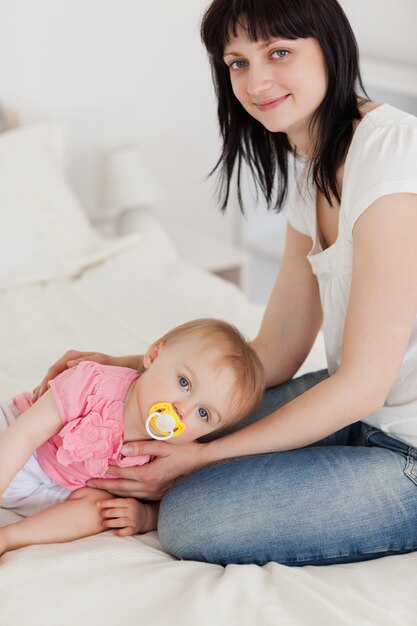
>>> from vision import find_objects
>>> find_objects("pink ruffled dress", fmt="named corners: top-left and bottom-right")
top-left (12, 361), bottom-right (152, 489)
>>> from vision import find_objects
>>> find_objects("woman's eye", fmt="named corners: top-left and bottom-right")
top-left (271, 49), bottom-right (289, 59)
top-left (229, 59), bottom-right (248, 71)
top-left (178, 376), bottom-right (190, 391)
top-left (198, 407), bottom-right (209, 421)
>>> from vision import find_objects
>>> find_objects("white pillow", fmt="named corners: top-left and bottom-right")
top-left (0, 125), bottom-right (138, 289)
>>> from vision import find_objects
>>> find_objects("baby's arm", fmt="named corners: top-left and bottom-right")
top-left (0, 487), bottom-right (116, 555)
top-left (0, 390), bottom-right (61, 502)
top-left (97, 497), bottom-right (160, 536)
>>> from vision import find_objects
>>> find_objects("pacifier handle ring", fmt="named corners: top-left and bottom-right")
top-left (146, 414), bottom-right (174, 441)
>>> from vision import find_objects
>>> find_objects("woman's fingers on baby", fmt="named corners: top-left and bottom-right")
top-left (120, 440), bottom-right (170, 458)
top-left (68, 352), bottom-right (111, 367)
top-left (31, 385), bottom-right (43, 402)
top-left (32, 351), bottom-right (116, 402)
top-left (32, 350), bottom-right (86, 401)
top-left (88, 478), bottom-right (141, 496)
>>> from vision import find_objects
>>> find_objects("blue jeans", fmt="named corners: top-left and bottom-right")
top-left (158, 370), bottom-right (417, 566)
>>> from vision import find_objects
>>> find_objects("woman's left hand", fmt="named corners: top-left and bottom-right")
top-left (86, 440), bottom-right (208, 499)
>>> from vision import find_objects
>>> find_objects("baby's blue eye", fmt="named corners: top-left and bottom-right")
top-left (178, 376), bottom-right (190, 390)
top-left (198, 407), bottom-right (209, 421)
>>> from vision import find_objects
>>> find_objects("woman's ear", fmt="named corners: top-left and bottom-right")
top-left (143, 341), bottom-right (164, 369)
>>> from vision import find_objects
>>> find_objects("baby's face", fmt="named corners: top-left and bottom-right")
top-left (137, 337), bottom-right (238, 443)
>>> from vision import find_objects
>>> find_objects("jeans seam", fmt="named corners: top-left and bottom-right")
top-left (408, 445), bottom-right (417, 459)
top-left (364, 427), bottom-right (380, 445)
top-left (279, 543), bottom-right (417, 567)
top-left (404, 450), bottom-right (417, 486)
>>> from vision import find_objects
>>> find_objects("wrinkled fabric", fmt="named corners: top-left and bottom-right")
top-left (12, 361), bottom-right (151, 489)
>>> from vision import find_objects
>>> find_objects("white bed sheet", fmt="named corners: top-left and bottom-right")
top-left (1, 236), bottom-right (416, 626)
top-left (0, 124), bottom-right (416, 625)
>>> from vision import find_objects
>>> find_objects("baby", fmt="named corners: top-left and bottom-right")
top-left (0, 318), bottom-right (264, 555)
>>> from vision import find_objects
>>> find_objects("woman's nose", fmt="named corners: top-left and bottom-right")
top-left (246, 62), bottom-right (274, 96)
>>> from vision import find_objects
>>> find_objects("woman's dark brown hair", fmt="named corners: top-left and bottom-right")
top-left (201, 0), bottom-right (368, 211)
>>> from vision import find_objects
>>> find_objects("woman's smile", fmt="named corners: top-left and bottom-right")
top-left (253, 94), bottom-right (291, 112)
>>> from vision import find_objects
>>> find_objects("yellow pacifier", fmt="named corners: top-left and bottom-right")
top-left (146, 402), bottom-right (186, 441)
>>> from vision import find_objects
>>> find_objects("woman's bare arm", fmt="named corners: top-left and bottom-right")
top-left (204, 193), bottom-right (417, 460)
top-left (88, 222), bottom-right (324, 497)
top-left (252, 223), bottom-right (323, 387)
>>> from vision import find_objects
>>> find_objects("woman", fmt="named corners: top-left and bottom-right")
top-left (34, 0), bottom-right (417, 566)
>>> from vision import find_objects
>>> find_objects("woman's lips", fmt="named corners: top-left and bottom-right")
top-left (254, 94), bottom-right (290, 111)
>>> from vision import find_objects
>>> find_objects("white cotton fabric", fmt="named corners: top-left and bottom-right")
top-left (0, 401), bottom-right (71, 516)
top-left (1, 451), bottom-right (71, 517)
top-left (287, 104), bottom-right (417, 447)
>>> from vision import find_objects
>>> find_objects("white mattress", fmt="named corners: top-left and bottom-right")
top-left (1, 236), bottom-right (416, 626)
top-left (1, 125), bottom-right (416, 625)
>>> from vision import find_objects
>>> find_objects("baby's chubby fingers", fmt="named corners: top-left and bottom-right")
top-left (97, 498), bottom-right (131, 520)
top-left (97, 497), bottom-right (127, 510)
top-left (102, 516), bottom-right (131, 529)
top-left (96, 500), bottom-right (138, 536)
top-left (102, 517), bottom-right (136, 535)
top-left (114, 526), bottom-right (136, 537)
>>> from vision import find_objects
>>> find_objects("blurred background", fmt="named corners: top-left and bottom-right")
top-left (0, 0), bottom-right (416, 303)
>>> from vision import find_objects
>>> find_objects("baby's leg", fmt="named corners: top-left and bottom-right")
top-left (0, 487), bottom-right (115, 555)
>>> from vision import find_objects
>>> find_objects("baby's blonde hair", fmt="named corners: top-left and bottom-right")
top-left (155, 318), bottom-right (264, 425)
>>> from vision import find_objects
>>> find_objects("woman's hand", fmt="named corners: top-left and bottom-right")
top-left (86, 440), bottom-right (209, 500)
top-left (32, 350), bottom-right (143, 402)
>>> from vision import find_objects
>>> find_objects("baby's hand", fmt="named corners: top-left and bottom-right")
top-left (97, 497), bottom-right (149, 536)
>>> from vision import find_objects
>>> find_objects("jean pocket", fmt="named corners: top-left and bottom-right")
top-left (365, 429), bottom-right (417, 487)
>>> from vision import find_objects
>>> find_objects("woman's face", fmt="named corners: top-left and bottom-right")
top-left (223, 25), bottom-right (327, 152)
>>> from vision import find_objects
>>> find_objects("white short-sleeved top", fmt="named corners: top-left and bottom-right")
top-left (287, 104), bottom-right (417, 447)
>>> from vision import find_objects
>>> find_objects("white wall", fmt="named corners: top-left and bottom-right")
top-left (0, 0), bottom-right (416, 294)
top-left (0, 0), bottom-right (237, 241)
top-left (339, 0), bottom-right (417, 65)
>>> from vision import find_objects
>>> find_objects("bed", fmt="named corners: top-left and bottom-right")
top-left (0, 124), bottom-right (416, 626)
